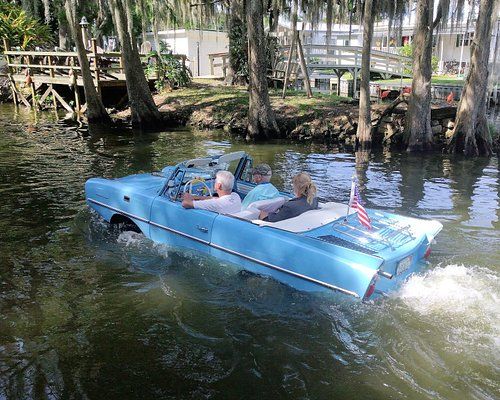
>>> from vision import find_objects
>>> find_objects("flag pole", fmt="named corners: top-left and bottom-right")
top-left (345, 176), bottom-right (356, 221)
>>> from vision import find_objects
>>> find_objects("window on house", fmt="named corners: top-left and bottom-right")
top-left (456, 32), bottom-right (473, 47)
top-left (315, 79), bottom-right (330, 91)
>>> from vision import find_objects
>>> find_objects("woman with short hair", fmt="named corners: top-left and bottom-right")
top-left (260, 172), bottom-right (318, 222)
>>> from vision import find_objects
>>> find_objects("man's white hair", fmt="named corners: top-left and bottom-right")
top-left (215, 170), bottom-right (235, 192)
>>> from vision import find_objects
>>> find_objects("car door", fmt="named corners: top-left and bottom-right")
top-left (149, 188), bottom-right (217, 253)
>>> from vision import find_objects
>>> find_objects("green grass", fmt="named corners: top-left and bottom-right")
top-left (374, 76), bottom-right (464, 86)
top-left (160, 79), bottom-right (351, 118)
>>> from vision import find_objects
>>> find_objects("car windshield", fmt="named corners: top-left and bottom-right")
top-left (166, 168), bottom-right (215, 200)
top-left (164, 152), bottom-right (248, 200)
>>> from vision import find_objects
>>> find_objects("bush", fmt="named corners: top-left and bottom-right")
top-left (399, 43), bottom-right (439, 74)
top-left (0, 3), bottom-right (53, 49)
top-left (147, 43), bottom-right (191, 91)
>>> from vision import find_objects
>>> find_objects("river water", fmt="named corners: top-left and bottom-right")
top-left (0, 104), bottom-right (498, 399)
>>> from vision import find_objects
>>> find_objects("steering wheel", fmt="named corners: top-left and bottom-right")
top-left (183, 178), bottom-right (213, 197)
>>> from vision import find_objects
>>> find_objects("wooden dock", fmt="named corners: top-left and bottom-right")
top-left (2, 38), bottom-right (186, 113)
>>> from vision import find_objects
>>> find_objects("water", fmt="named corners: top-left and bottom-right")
top-left (0, 104), bottom-right (498, 399)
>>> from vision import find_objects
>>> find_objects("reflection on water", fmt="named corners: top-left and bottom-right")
top-left (0, 104), bottom-right (499, 399)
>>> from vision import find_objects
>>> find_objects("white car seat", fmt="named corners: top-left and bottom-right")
top-left (231, 196), bottom-right (286, 220)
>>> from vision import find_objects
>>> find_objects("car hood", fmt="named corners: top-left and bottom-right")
top-left (114, 173), bottom-right (167, 190)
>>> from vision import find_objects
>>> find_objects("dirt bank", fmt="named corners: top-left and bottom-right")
top-left (111, 80), bottom-right (474, 150)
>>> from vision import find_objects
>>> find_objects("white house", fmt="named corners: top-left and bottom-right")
top-left (371, 19), bottom-right (500, 75)
top-left (144, 29), bottom-right (229, 77)
top-left (275, 23), bottom-right (362, 47)
top-left (278, 14), bottom-right (499, 77)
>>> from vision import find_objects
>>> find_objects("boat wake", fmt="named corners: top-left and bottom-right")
top-left (396, 264), bottom-right (499, 363)
top-left (117, 230), bottom-right (150, 247)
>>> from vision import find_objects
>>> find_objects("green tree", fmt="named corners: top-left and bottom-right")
top-left (108, 0), bottom-right (162, 130)
top-left (356, 0), bottom-right (375, 148)
top-left (247, 0), bottom-right (280, 139)
top-left (448, 0), bottom-right (499, 156)
top-left (64, 0), bottom-right (110, 124)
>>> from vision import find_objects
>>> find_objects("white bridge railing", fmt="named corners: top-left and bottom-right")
top-left (280, 44), bottom-right (412, 78)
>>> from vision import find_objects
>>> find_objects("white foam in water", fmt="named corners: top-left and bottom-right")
top-left (117, 231), bottom-right (147, 246)
top-left (116, 231), bottom-right (170, 259)
top-left (397, 264), bottom-right (500, 359)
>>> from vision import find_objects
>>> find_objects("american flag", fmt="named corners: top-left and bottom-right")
top-left (350, 181), bottom-right (372, 230)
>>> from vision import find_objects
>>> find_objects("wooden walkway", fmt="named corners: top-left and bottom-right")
top-left (297, 44), bottom-right (411, 78)
top-left (283, 44), bottom-right (412, 96)
top-left (209, 44), bottom-right (412, 96)
top-left (2, 38), bottom-right (186, 113)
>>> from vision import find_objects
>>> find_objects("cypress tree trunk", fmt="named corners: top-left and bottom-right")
top-left (109, 0), bottom-right (162, 130)
top-left (152, 0), bottom-right (161, 52)
top-left (246, 0), bottom-right (279, 140)
top-left (448, 0), bottom-right (498, 156)
top-left (138, 0), bottom-right (148, 46)
top-left (42, 0), bottom-right (51, 24)
top-left (64, 0), bottom-right (110, 124)
top-left (227, 0), bottom-right (247, 85)
top-left (95, 0), bottom-right (110, 46)
top-left (58, 14), bottom-right (69, 50)
top-left (356, 0), bottom-right (375, 148)
top-left (404, 0), bottom-right (434, 151)
top-left (291, 0), bottom-right (312, 98)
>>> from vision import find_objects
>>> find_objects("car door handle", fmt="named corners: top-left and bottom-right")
top-left (196, 225), bottom-right (209, 233)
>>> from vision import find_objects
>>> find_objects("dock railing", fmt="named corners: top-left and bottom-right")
top-left (2, 38), bottom-right (187, 111)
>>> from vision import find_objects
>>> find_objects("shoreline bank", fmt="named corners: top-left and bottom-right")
top-left (1, 77), bottom-right (498, 151)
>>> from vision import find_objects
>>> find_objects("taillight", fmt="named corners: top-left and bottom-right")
top-left (364, 283), bottom-right (376, 300)
top-left (363, 275), bottom-right (378, 301)
top-left (424, 246), bottom-right (432, 259)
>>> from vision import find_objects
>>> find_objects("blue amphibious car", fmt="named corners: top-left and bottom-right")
top-left (85, 151), bottom-right (442, 301)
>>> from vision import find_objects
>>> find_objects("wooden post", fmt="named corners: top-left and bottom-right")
top-left (155, 56), bottom-right (160, 81)
top-left (119, 55), bottom-right (124, 75)
top-left (353, 68), bottom-right (358, 99)
top-left (27, 55), bottom-right (38, 110)
top-left (73, 69), bottom-right (80, 113)
top-left (210, 55), bottom-right (214, 76)
top-left (282, 34), bottom-right (297, 99)
top-left (222, 56), bottom-right (227, 79)
top-left (91, 38), bottom-right (101, 97)
top-left (335, 70), bottom-right (344, 96)
top-left (3, 39), bottom-right (18, 105)
top-left (47, 55), bottom-right (58, 110)
top-left (30, 81), bottom-right (38, 109)
top-left (296, 35), bottom-right (313, 98)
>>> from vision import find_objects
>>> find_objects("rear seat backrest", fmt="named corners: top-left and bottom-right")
top-left (230, 197), bottom-right (286, 220)
top-left (247, 197), bottom-right (286, 213)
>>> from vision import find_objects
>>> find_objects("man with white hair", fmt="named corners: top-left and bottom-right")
top-left (182, 170), bottom-right (241, 214)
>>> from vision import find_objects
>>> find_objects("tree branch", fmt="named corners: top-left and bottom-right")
top-left (432, 3), bottom-right (443, 30)
top-left (190, 0), bottom-right (225, 7)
